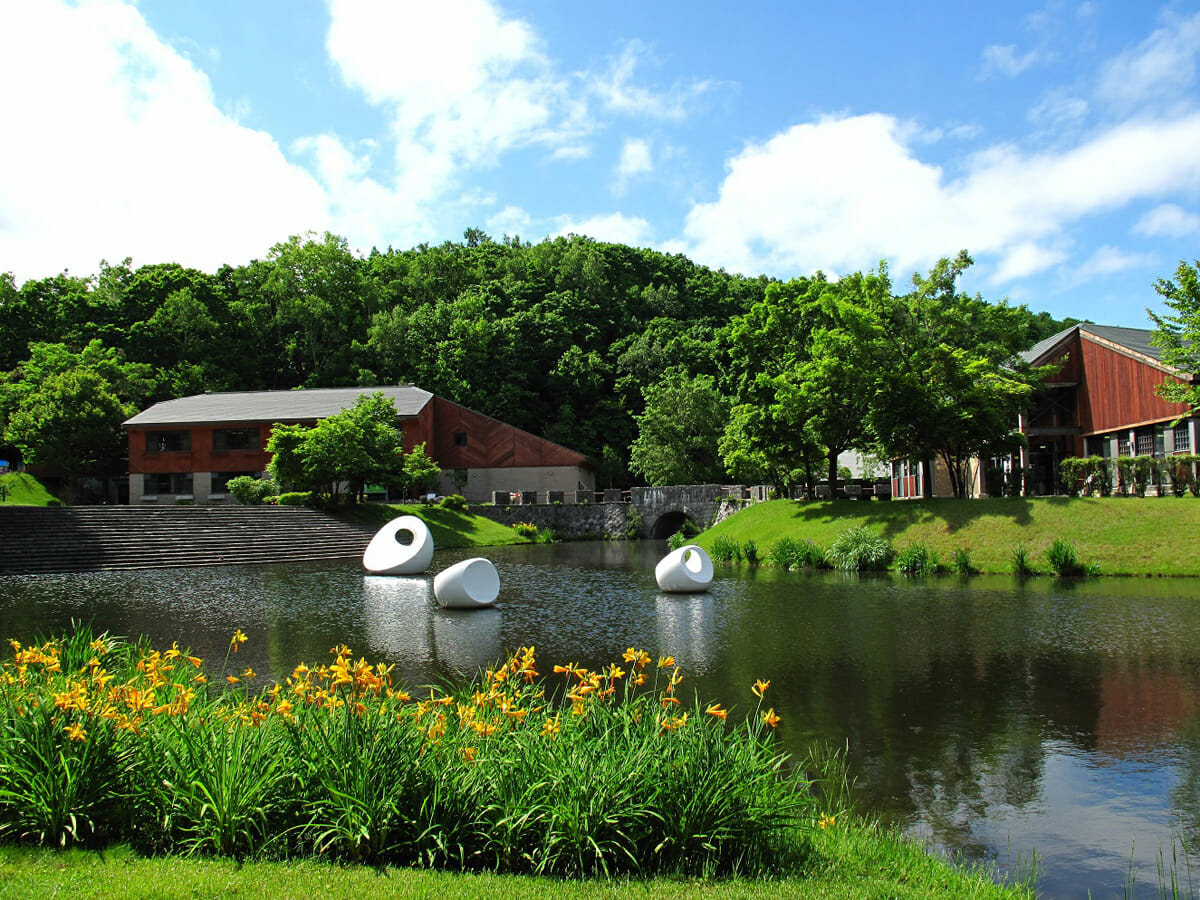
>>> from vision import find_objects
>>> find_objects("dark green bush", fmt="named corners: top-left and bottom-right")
top-left (951, 547), bottom-right (977, 575)
top-left (1011, 544), bottom-right (1036, 577)
top-left (226, 476), bottom-right (279, 506)
top-left (711, 535), bottom-right (740, 564)
top-left (895, 543), bottom-right (941, 576)
top-left (437, 494), bottom-right (469, 512)
top-left (1045, 538), bottom-right (1088, 577)
top-left (826, 526), bottom-right (893, 572)
top-left (276, 491), bottom-right (313, 507)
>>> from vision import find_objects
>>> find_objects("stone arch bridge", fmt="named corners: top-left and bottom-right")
top-left (472, 484), bottom-right (767, 540)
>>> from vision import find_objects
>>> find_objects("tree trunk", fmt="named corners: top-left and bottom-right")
top-left (827, 449), bottom-right (840, 500)
top-left (921, 458), bottom-right (933, 499)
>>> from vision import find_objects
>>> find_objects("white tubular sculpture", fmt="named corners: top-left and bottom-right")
top-left (433, 558), bottom-right (500, 608)
top-left (655, 544), bottom-right (714, 593)
top-left (362, 515), bottom-right (435, 575)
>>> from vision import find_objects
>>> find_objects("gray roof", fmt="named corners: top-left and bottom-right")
top-left (1021, 323), bottom-right (1180, 370)
top-left (124, 386), bottom-right (434, 428)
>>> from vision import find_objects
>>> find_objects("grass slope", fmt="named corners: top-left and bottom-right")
top-left (0, 831), bottom-right (1032, 900)
top-left (334, 502), bottom-right (529, 549)
top-left (699, 497), bottom-right (1200, 576)
top-left (0, 473), bottom-right (59, 507)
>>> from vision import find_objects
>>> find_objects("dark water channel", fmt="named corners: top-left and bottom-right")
top-left (3, 541), bottom-right (1200, 898)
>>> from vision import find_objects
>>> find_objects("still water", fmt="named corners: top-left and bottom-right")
top-left (3, 541), bottom-right (1200, 898)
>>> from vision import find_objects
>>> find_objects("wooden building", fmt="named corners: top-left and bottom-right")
top-left (123, 386), bottom-right (595, 504)
top-left (1018, 324), bottom-right (1196, 495)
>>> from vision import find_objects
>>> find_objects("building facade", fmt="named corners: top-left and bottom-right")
top-left (123, 386), bottom-right (595, 504)
top-left (1018, 324), bottom-right (1196, 495)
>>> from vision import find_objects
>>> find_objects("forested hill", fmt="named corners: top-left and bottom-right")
top-left (0, 231), bottom-right (1071, 487)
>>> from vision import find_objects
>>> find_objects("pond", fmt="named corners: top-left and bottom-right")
top-left (2, 541), bottom-right (1200, 899)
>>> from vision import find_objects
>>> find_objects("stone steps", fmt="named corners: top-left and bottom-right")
top-left (0, 506), bottom-right (378, 574)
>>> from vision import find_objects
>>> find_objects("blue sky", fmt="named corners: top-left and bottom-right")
top-left (3, 1), bottom-right (1199, 328)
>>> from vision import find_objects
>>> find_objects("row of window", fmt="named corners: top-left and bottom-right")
top-left (142, 471), bottom-right (258, 495)
top-left (146, 429), bottom-right (260, 454)
top-left (1095, 423), bottom-right (1192, 458)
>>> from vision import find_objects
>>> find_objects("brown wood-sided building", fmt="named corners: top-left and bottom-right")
top-left (122, 386), bottom-right (595, 504)
top-left (1017, 324), bottom-right (1196, 494)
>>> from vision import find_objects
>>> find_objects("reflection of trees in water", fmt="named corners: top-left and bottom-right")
top-left (1170, 715), bottom-right (1200, 849)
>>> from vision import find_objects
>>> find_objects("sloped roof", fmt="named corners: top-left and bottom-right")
top-left (1021, 323), bottom-right (1186, 373)
top-left (124, 386), bottom-right (434, 428)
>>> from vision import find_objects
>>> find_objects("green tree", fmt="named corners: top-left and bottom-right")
top-left (401, 441), bottom-right (442, 498)
top-left (1149, 259), bottom-right (1200, 408)
top-left (266, 393), bottom-right (403, 504)
top-left (629, 370), bottom-right (730, 486)
top-left (5, 368), bottom-right (133, 503)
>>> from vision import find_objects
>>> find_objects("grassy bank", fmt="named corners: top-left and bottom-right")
top-left (0, 472), bottom-right (60, 507)
top-left (698, 497), bottom-right (1200, 576)
top-left (0, 829), bottom-right (1031, 899)
top-left (334, 501), bottom-right (530, 549)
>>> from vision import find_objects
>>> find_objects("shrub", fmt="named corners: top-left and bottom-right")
top-left (1045, 538), bottom-right (1089, 577)
top-left (826, 526), bottom-right (893, 572)
top-left (710, 535), bottom-right (740, 564)
top-left (1011, 544), bottom-right (1036, 578)
top-left (894, 542), bottom-right (941, 576)
top-left (1165, 456), bottom-right (1198, 498)
top-left (1132, 455), bottom-right (1154, 498)
top-left (768, 537), bottom-right (801, 570)
top-left (950, 546), bottom-right (977, 575)
top-left (276, 491), bottom-right (313, 507)
top-left (511, 521), bottom-right (539, 539)
top-left (667, 530), bottom-right (689, 551)
top-left (226, 475), bottom-right (278, 506)
top-left (742, 538), bottom-right (759, 565)
top-left (438, 494), bottom-right (468, 512)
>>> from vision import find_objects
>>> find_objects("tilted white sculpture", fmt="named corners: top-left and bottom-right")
top-left (362, 515), bottom-right (435, 575)
top-left (434, 557), bottom-right (500, 608)
top-left (655, 544), bottom-right (714, 593)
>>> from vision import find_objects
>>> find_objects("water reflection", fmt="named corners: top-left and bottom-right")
top-left (2, 546), bottom-right (1200, 898)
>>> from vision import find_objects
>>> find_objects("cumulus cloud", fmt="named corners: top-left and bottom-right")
top-left (0, 0), bottom-right (328, 281)
top-left (1134, 203), bottom-right (1200, 237)
top-left (680, 111), bottom-right (1200, 285)
top-left (554, 212), bottom-right (652, 247)
top-left (1077, 245), bottom-right (1157, 277)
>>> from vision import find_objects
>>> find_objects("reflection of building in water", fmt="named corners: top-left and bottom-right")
top-left (432, 609), bottom-right (502, 675)
top-left (360, 576), bottom-right (435, 664)
top-left (655, 595), bottom-right (715, 672)
top-left (1095, 660), bottom-right (1198, 758)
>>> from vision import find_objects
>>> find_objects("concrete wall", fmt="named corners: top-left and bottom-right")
top-left (438, 465), bottom-right (595, 503)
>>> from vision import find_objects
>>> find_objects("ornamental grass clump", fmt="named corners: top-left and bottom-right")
top-left (825, 526), bottom-right (893, 572)
top-left (894, 542), bottom-right (942, 576)
top-left (0, 628), bottom-right (816, 878)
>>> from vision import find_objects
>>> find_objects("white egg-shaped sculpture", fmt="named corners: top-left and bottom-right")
top-left (655, 544), bottom-right (714, 593)
top-left (363, 515), bottom-right (435, 575)
top-left (433, 557), bottom-right (500, 608)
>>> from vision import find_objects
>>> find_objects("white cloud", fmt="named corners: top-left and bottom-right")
top-left (1076, 245), bottom-right (1156, 277)
top-left (0, 0), bottom-right (328, 281)
top-left (1096, 11), bottom-right (1200, 110)
top-left (680, 111), bottom-right (1200, 285)
top-left (981, 44), bottom-right (1042, 78)
top-left (616, 138), bottom-right (653, 184)
top-left (589, 40), bottom-right (715, 120)
top-left (554, 212), bottom-right (652, 247)
top-left (1029, 92), bottom-right (1089, 128)
top-left (1134, 203), bottom-right (1200, 238)
top-left (486, 205), bottom-right (533, 238)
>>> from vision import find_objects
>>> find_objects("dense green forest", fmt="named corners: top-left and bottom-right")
top-left (0, 230), bottom-right (1072, 496)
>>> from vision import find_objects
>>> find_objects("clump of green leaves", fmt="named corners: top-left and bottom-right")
top-left (437, 495), bottom-right (468, 512)
top-left (950, 547), bottom-right (977, 575)
top-left (1045, 538), bottom-right (1091, 577)
top-left (1011, 544), bottom-right (1036, 577)
top-left (710, 535), bottom-right (741, 564)
top-left (894, 543), bottom-right (941, 576)
top-left (225, 476), bottom-right (279, 506)
top-left (826, 526), bottom-right (893, 572)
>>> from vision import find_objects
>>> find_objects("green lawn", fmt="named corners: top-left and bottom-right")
top-left (0, 827), bottom-right (1032, 900)
top-left (698, 496), bottom-right (1200, 576)
top-left (334, 501), bottom-right (530, 549)
top-left (0, 472), bottom-right (60, 506)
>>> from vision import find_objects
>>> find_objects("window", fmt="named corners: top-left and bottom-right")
top-left (1119, 439), bottom-right (1132, 457)
top-left (146, 430), bottom-right (191, 453)
top-left (1175, 425), bottom-right (1192, 453)
top-left (143, 473), bottom-right (193, 495)
top-left (212, 471), bottom-right (257, 494)
top-left (1136, 431), bottom-right (1154, 456)
top-left (213, 428), bottom-right (259, 452)
top-left (453, 431), bottom-right (468, 447)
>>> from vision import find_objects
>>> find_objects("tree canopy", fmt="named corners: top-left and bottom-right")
top-left (1149, 259), bottom-right (1200, 410)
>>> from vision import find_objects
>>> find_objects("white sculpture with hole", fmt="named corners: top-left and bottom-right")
top-left (362, 515), bottom-right (435, 575)
top-left (655, 544), bottom-right (714, 593)
top-left (434, 557), bottom-right (500, 608)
